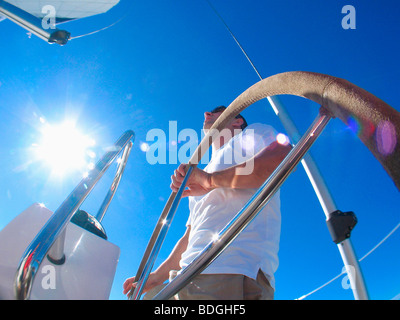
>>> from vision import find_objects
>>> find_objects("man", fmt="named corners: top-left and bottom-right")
top-left (123, 106), bottom-right (291, 299)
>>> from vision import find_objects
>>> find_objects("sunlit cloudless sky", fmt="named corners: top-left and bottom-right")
top-left (0, 0), bottom-right (399, 300)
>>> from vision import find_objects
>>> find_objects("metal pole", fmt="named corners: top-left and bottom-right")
top-left (269, 97), bottom-right (368, 300)
top-left (129, 166), bottom-right (195, 300)
top-left (154, 111), bottom-right (331, 300)
top-left (96, 141), bottom-right (133, 223)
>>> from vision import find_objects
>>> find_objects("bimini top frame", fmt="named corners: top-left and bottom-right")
top-left (130, 71), bottom-right (400, 300)
top-left (14, 130), bottom-right (134, 300)
top-left (0, 0), bottom-right (70, 45)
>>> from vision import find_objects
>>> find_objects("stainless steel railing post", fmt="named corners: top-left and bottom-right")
top-left (129, 165), bottom-right (194, 300)
top-left (47, 228), bottom-right (66, 265)
top-left (95, 141), bottom-right (133, 223)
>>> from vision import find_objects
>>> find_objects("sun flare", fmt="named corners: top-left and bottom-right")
top-left (33, 120), bottom-right (95, 176)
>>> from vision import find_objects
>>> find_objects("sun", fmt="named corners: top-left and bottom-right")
top-left (33, 120), bottom-right (96, 177)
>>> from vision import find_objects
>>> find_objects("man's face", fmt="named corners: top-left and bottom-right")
top-left (203, 110), bottom-right (224, 130)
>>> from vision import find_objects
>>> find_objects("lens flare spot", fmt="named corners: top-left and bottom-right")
top-left (347, 116), bottom-right (360, 135)
top-left (376, 120), bottom-right (397, 156)
top-left (140, 142), bottom-right (150, 152)
top-left (276, 133), bottom-right (290, 146)
top-left (347, 116), bottom-right (375, 139)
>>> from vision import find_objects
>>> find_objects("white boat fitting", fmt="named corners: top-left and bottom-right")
top-left (0, 203), bottom-right (119, 300)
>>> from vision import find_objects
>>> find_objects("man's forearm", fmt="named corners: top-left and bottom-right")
top-left (210, 142), bottom-right (292, 189)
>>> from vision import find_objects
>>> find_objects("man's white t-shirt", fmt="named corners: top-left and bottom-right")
top-left (179, 123), bottom-right (282, 289)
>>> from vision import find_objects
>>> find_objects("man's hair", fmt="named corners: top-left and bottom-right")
top-left (210, 106), bottom-right (248, 130)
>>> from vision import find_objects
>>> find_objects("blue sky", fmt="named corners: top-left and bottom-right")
top-left (0, 0), bottom-right (399, 300)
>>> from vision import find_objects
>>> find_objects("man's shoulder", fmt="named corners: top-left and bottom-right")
top-left (244, 123), bottom-right (277, 135)
top-left (243, 123), bottom-right (278, 146)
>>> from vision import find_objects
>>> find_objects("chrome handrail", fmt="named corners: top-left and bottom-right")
top-left (129, 165), bottom-right (194, 300)
top-left (14, 130), bottom-right (134, 300)
top-left (95, 140), bottom-right (133, 223)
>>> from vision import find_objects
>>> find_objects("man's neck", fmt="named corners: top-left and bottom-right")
top-left (211, 128), bottom-right (243, 151)
top-left (212, 136), bottom-right (225, 151)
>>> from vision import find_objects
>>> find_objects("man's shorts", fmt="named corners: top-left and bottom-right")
top-left (144, 269), bottom-right (274, 300)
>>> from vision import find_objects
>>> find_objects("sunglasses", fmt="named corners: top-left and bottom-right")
top-left (210, 106), bottom-right (248, 128)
